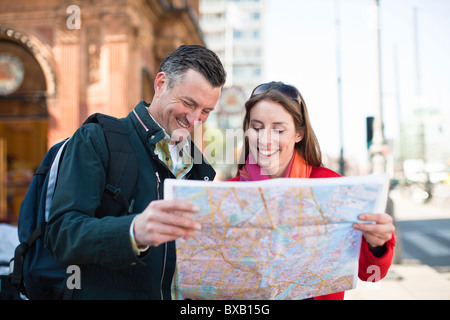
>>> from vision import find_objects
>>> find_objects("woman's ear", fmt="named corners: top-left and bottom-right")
top-left (153, 72), bottom-right (167, 98)
top-left (295, 128), bottom-right (305, 143)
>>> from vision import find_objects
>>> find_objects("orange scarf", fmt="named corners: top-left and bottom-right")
top-left (239, 151), bottom-right (312, 181)
top-left (288, 151), bottom-right (313, 178)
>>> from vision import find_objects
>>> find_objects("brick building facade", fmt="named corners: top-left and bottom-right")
top-left (0, 0), bottom-right (204, 222)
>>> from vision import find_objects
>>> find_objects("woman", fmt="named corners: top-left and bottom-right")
top-left (229, 81), bottom-right (395, 300)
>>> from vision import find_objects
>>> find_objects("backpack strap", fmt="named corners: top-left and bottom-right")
top-left (9, 223), bottom-right (46, 296)
top-left (45, 138), bottom-right (71, 222)
top-left (83, 113), bottom-right (139, 218)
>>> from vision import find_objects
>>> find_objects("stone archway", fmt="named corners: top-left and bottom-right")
top-left (0, 27), bottom-right (56, 223)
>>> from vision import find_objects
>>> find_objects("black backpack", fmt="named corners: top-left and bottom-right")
top-left (8, 113), bottom-right (139, 300)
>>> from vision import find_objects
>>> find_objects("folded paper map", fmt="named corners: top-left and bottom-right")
top-left (164, 174), bottom-right (389, 300)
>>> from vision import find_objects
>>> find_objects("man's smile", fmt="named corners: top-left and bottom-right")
top-left (176, 117), bottom-right (190, 129)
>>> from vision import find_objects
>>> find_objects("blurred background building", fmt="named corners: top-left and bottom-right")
top-left (199, 0), bottom-right (264, 95)
top-left (393, 106), bottom-right (450, 187)
top-left (0, 0), bottom-right (205, 222)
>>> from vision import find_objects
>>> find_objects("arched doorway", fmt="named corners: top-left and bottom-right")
top-left (0, 33), bottom-right (49, 223)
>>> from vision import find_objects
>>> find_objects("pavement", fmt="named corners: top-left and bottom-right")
top-left (346, 263), bottom-right (450, 300)
top-left (346, 187), bottom-right (450, 300)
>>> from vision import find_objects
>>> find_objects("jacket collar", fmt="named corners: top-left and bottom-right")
top-left (130, 101), bottom-right (166, 153)
top-left (129, 101), bottom-right (216, 181)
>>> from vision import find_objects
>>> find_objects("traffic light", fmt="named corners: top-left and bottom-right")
top-left (366, 116), bottom-right (374, 149)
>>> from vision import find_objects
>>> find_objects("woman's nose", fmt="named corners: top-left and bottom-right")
top-left (258, 129), bottom-right (279, 147)
top-left (258, 129), bottom-right (271, 146)
top-left (259, 129), bottom-right (271, 141)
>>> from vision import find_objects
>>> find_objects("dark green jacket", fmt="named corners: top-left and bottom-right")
top-left (44, 101), bottom-right (215, 299)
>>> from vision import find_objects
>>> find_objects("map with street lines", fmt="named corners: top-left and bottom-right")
top-left (164, 175), bottom-right (389, 300)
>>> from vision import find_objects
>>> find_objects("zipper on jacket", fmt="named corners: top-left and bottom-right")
top-left (155, 171), bottom-right (167, 300)
top-left (155, 172), bottom-right (161, 200)
top-left (160, 242), bottom-right (167, 300)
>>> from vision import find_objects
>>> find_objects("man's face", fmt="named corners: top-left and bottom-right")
top-left (150, 69), bottom-right (221, 142)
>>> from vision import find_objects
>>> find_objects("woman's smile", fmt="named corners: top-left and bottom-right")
top-left (257, 148), bottom-right (279, 157)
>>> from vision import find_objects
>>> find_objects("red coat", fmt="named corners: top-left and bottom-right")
top-left (228, 166), bottom-right (395, 300)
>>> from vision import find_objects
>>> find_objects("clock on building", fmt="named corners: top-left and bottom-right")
top-left (218, 86), bottom-right (246, 115)
top-left (0, 53), bottom-right (24, 95)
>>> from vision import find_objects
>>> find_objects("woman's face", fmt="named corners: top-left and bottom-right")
top-left (247, 99), bottom-right (303, 178)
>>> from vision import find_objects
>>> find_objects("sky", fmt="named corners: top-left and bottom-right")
top-left (264, 0), bottom-right (450, 166)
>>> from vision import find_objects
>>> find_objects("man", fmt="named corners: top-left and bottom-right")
top-left (44, 45), bottom-right (226, 299)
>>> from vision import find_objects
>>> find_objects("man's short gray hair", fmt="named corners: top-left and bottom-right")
top-left (158, 45), bottom-right (227, 89)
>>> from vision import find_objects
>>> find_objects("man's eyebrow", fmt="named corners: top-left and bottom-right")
top-left (182, 96), bottom-right (216, 111)
top-left (181, 96), bottom-right (198, 106)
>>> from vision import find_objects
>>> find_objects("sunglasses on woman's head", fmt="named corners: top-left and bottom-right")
top-left (250, 82), bottom-right (300, 102)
